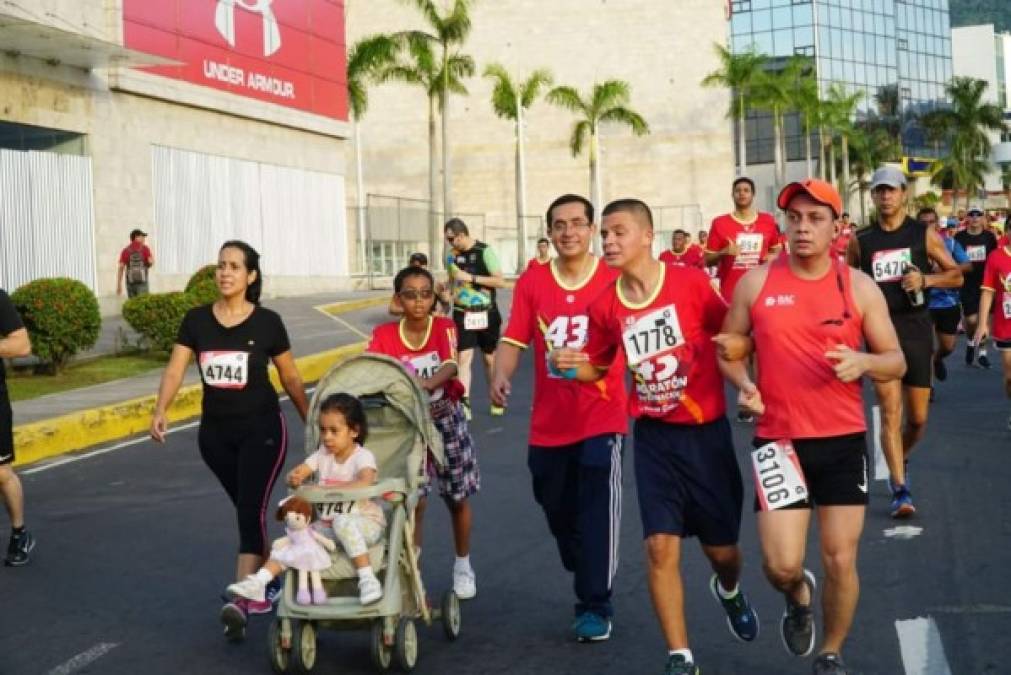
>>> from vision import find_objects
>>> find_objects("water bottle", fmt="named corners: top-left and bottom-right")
top-left (903, 263), bottom-right (924, 307)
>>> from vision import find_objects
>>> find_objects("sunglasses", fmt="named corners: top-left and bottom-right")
top-left (399, 289), bottom-right (434, 301)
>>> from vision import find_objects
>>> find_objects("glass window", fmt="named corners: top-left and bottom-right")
top-left (731, 11), bottom-right (752, 34)
top-left (842, 32), bottom-right (854, 60)
top-left (839, 7), bottom-right (852, 30)
top-left (752, 8), bottom-right (772, 31)
top-left (773, 28), bottom-right (794, 56)
top-left (865, 34), bottom-right (876, 63)
top-left (884, 16), bottom-right (894, 36)
top-left (752, 31), bottom-right (774, 55)
top-left (830, 5), bottom-right (842, 27)
top-left (819, 25), bottom-right (832, 56)
top-left (771, 5), bottom-right (792, 27)
top-left (795, 26), bottom-right (815, 50)
top-left (793, 3), bottom-right (813, 26)
top-left (752, 0), bottom-right (772, 9)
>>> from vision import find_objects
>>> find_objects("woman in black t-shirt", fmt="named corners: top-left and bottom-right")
top-left (150, 240), bottom-right (308, 639)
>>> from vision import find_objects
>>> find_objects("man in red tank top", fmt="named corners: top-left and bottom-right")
top-left (659, 230), bottom-right (705, 268)
top-left (718, 179), bottom-right (905, 675)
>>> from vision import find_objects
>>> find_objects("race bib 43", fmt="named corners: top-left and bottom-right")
top-left (199, 351), bottom-right (249, 389)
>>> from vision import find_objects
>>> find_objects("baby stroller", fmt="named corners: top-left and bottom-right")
top-left (268, 354), bottom-right (462, 673)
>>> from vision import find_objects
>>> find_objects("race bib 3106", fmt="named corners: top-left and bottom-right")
top-left (751, 440), bottom-right (808, 511)
top-left (199, 351), bottom-right (249, 389)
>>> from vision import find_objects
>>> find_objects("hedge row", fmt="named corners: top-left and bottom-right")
top-left (11, 278), bottom-right (101, 373)
top-left (122, 265), bottom-right (220, 352)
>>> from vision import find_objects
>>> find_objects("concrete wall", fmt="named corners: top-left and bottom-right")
top-left (346, 0), bottom-right (735, 240)
top-left (0, 2), bottom-right (350, 313)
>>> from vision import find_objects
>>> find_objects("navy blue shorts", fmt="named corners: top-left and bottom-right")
top-left (633, 416), bottom-right (742, 546)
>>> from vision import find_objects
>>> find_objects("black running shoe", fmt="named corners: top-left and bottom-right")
top-left (813, 652), bottom-right (851, 674)
top-left (933, 357), bottom-right (947, 381)
top-left (4, 529), bottom-right (35, 567)
top-left (736, 410), bottom-right (754, 424)
top-left (965, 344), bottom-right (976, 366)
top-left (781, 569), bottom-right (816, 657)
top-left (979, 353), bottom-right (992, 369)
top-left (664, 654), bottom-right (700, 675)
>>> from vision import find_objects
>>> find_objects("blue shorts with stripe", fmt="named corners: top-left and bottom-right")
top-left (633, 416), bottom-right (742, 546)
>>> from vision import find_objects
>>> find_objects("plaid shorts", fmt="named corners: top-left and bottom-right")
top-left (420, 398), bottom-right (480, 502)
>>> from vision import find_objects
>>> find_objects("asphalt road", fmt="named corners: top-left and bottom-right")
top-left (5, 339), bottom-right (1011, 675)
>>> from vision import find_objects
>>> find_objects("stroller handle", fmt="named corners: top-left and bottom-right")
top-left (294, 478), bottom-right (409, 504)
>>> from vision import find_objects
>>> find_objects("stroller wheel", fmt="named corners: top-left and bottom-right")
top-left (394, 618), bottom-right (419, 672)
top-left (370, 619), bottom-right (393, 672)
top-left (441, 591), bottom-right (461, 641)
top-left (267, 617), bottom-right (290, 673)
top-left (289, 620), bottom-right (317, 674)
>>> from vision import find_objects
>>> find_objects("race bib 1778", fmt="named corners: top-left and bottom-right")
top-left (199, 351), bottom-right (249, 389)
top-left (871, 248), bottom-right (911, 282)
top-left (621, 305), bottom-right (684, 366)
top-left (751, 440), bottom-right (809, 511)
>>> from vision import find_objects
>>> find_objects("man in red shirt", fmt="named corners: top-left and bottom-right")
top-left (526, 238), bottom-right (552, 270)
top-left (974, 241), bottom-right (1011, 429)
top-left (117, 229), bottom-right (154, 298)
top-left (719, 180), bottom-right (904, 674)
top-left (705, 177), bottom-right (782, 303)
top-left (659, 230), bottom-right (704, 268)
top-left (491, 194), bottom-right (628, 642)
top-left (831, 212), bottom-right (854, 260)
top-left (551, 199), bottom-right (758, 675)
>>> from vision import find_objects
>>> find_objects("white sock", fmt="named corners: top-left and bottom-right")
top-left (254, 568), bottom-right (273, 585)
top-left (716, 580), bottom-right (739, 599)
top-left (454, 555), bottom-right (471, 572)
top-left (668, 648), bottom-right (693, 663)
top-left (357, 566), bottom-right (376, 581)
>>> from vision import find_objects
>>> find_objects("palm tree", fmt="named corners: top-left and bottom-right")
top-left (752, 57), bottom-right (806, 190)
top-left (701, 44), bottom-right (769, 176)
top-left (824, 84), bottom-right (864, 215)
top-left (931, 143), bottom-right (989, 212)
top-left (547, 80), bottom-right (649, 234)
top-left (850, 124), bottom-right (901, 223)
top-left (788, 60), bottom-right (820, 178)
top-left (484, 64), bottom-right (553, 271)
top-left (347, 34), bottom-right (400, 270)
top-left (384, 33), bottom-right (472, 261)
top-left (399, 0), bottom-right (476, 220)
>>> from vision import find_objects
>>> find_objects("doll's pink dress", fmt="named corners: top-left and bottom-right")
top-left (272, 526), bottom-right (331, 571)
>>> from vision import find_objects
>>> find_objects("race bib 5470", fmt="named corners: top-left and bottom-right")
top-left (871, 248), bottom-right (911, 282)
top-left (199, 351), bottom-right (249, 389)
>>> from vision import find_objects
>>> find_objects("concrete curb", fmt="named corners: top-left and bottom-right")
top-left (12, 342), bottom-right (366, 468)
top-left (314, 295), bottom-right (389, 315)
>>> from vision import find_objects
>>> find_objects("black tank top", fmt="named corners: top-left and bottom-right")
top-left (857, 217), bottom-right (930, 315)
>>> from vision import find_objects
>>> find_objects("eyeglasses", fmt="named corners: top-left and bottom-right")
top-left (549, 220), bottom-right (591, 234)
top-left (399, 289), bottom-right (434, 301)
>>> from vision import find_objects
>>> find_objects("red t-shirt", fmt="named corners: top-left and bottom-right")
top-left (751, 257), bottom-right (866, 440)
top-left (706, 212), bottom-right (780, 302)
top-left (982, 246), bottom-right (1011, 341)
top-left (119, 241), bottom-right (152, 265)
top-left (659, 243), bottom-right (704, 268)
top-left (367, 316), bottom-right (463, 402)
top-left (526, 257), bottom-right (551, 271)
top-left (502, 258), bottom-right (628, 446)
top-left (832, 226), bottom-right (854, 260)
top-left (585, 263), bottom-right (728, 425)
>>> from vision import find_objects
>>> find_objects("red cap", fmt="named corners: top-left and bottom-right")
top-left (777, 179), bottom-right (843, 218)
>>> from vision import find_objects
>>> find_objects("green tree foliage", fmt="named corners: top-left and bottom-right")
top-left (950, 0), bottom-right (1010, 33)
top-left (122, 292), bottom-right (194, 353)
top-left (11, 278), bottom-right (101, 373)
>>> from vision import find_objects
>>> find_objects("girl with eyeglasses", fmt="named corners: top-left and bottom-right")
top-left (366, 265), bottom-right (480, 601)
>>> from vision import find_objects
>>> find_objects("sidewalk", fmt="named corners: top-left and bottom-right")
top-left (12, 291), bottom-right (392, 466)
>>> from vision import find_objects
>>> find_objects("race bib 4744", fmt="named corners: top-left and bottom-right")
top-left (199, 351), bottom-right (249, 389)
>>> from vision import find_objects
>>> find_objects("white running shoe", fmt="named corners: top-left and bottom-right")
top-left (453, 567), bottom-right (477, 600)
top-left (227, 575), bottom-right (266, 602)
top-left (359, 575), bottom-right (383, 605)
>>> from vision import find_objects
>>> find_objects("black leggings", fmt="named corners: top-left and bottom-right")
top-left (198, 412), bottom-right (288, 555)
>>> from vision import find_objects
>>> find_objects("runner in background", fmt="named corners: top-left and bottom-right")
top-left (832, 213), bottom-right (855, 261)
top-left (0, 291), bottom-right (32, 566)
top-left (491, 194), bottom-right (628, 642)
top-left (974, 238), bottom-right (1011, 429)
top-left (920, 208), bottom-right (971, 389)
top-left (660, 229), bottom-right (705, 268)
top-left (955, 206), bottom-right (999, 368)
top-left (552, 199), bottom-right (759, 675)
top-left (388, 252), bottom-right (452, 317)
top-left (527, 238), bottom-right (552, 270)
top-left (720, 179), bottom-right (904, 675)
top-left (847, 167), bottom-right (961, 518)
top-left (445, 219), bottom-right (507, 418)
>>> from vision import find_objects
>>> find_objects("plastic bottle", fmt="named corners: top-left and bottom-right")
top-left (903, 263), bottom-right (924, 307)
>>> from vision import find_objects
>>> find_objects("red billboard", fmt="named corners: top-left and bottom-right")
top-left (123, 0), bottom-right (348, 121)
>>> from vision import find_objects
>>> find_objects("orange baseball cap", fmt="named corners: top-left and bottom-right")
top-left (777, 179), bottom-right (843, 218)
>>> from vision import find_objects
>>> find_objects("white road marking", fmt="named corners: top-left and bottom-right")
top-left (895, 616), bottom-right (952, 675)
top-left (23, 388), bottom-right (316, 475)
top-left (872, 405), bottom-right (888, 480)
top-left (884, 525), bottom-right (924, 540)
top-left (313, 305), bottom-right (370, 339)
top-left (47, 642), bottom-right (119, 675)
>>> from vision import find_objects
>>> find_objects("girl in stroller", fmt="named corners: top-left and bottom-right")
top-left (228, 393), bottom-right (387, 605)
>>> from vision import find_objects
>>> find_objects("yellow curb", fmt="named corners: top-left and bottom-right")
top-left (314, 295), bottom-right (389, 316)
top-left (12, 342), bottom-right (366, 468)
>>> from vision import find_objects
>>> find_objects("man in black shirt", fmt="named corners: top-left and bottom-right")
top-left (0, 290), bottom-right (33, 565)
top-left (954, 206), bottom-right (999, 368)
top-left (847, 167), bottom-right (962, 519)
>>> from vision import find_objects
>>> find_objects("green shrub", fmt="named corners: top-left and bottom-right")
top-left (185, 265), bottom-right (216, 293)
top-left (11, 278), bottom-right (101, 373)
top-left (187, 278), bottom-right (219, 306)
top-left (122, 292), bottom-right (194, 353)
